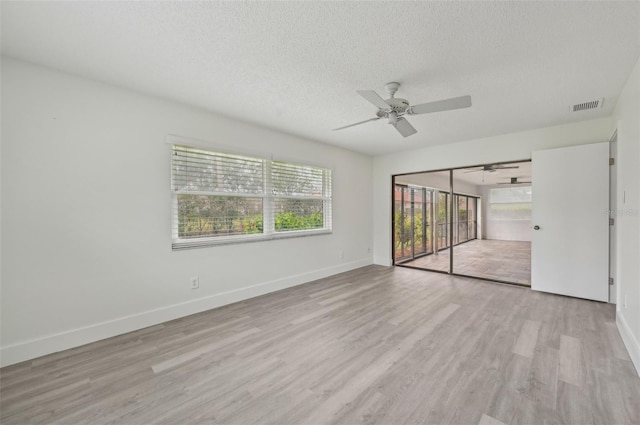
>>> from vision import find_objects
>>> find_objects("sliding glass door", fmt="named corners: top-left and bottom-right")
top-left (393, 162), bottom-right (531, 286)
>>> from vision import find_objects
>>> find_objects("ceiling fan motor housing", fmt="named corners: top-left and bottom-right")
top-left (385, 97), bottom-right (410, 111)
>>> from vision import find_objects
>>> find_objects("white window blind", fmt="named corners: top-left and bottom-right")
top-left (171, 144), bottom-right (332, 249)
top-left (270, 161), bottom-right (332, 233)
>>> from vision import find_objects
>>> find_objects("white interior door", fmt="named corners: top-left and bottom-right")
top-left (531, 142), bottom-right (609, 302)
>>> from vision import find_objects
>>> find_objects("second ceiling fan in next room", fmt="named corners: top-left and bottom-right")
top-left (333, 82), bottom-right (472, 137)
top-left (498, 177), bottom-right (531, 185)
top-left (464, 164), bottom-right (520, 173)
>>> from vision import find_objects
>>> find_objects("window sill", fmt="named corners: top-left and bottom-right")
top-left (172, 229), bottom-right (332, 250)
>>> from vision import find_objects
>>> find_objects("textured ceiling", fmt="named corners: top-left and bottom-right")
top-left (2, 1), bottom-right (639, 155)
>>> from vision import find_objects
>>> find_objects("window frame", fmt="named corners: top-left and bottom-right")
top-left (170, 140), bottom-right (332, 250)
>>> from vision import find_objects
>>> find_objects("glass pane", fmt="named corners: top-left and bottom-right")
top-left (273, 198), bottom-right (324, 232)
top-left (177, 194), bottom-right (263, 238)
top-left (394, 186), bottom-right (404, 260)
top-left (458, 196), bottom-right (468, 243)
top-left (437, 192), bottom-right (449, 251)
top-left (413, 189), bottom-right (426, 256)
top-left (425, 190), bottom-right (433, 254)
top-left (468, 197), bottom-right (477, 240)
top-left (401, 187), bottom-right (412, 258)
top-left (393, 186), bottom-right (410, 261)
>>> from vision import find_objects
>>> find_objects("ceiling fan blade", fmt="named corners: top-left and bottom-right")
top-left (494, 165), bottom-right (520, 170)
top-left (333, 117), bottom-right (381, 131)
top-left (392, 117), bottom-right (417, 137)
top-left (356, 90), bottom-right (390, 109)
top-left (409, 95), bottom-right (472, 115)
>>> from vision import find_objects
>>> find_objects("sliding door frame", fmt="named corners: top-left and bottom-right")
top-left (391, 159), bottom-right (531, 287)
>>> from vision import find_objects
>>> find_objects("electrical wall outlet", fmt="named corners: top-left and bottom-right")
top-left (623, 294), bottom-right (628, 309)
top-left (190, 276), bottom-right (199, 290)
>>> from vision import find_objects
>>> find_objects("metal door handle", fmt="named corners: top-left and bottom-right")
top-left (533, 225), bottom-right (540, 230)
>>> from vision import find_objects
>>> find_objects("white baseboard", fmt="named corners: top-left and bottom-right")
top-left (373, 256), bottom-right (392, 267)
top-left (0, 258), bottom-right (372, 367)
top-left (616, 311), bottom-right (640, 377)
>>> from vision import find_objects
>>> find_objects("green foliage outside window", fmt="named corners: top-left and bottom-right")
top-left (274, 211), bottom-right (323, 232)
top-left (178, 194), bottom-right (324, 238)
top-left (394, 209), bottom-right (428, 258)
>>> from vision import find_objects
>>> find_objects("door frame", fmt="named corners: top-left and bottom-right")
top-left (609, 130), bottom-right (617, 304)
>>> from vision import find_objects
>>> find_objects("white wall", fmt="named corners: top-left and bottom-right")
top-left (612, 55), bottom-right (640, 374)
top-left (373, 117), bottom-right (613, 266)
top-left (0, 58), bottom-right (374, 366)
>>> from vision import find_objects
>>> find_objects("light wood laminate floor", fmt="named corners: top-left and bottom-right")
top-left (1, 266), bottom-right (638, 425)
top-left (401, 240), bottom-right (532, 286)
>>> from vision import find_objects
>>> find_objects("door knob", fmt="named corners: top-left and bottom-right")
top-left (533, 225), bottom-right (540, 230)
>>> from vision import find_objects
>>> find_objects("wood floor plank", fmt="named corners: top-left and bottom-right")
top-left (588, 366), bottom-right (640, 424)
top-left (370, 281), bottom-right (518, 424)
top-left (512, 319), bottom-right (541, 358)
top-left (524, 345), bottom-right (559, 411)
top-left (559, 334), bottom-right (584, 387)
top-left (152, 327), bottom-right (260, 374)
top-left (303, 303), bottom-right (460, 424)
top-left (484, 353), bottom-right (532, 424)
top-left (1, 265), bottom-right (638, 425)
top-left (556, 381), bottom-right (597, 424)
top-left (479, 413), bottom-right (508, 425)
top-left (509, 398), bottom-right (562, 425)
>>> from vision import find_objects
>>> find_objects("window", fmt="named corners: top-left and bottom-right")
top-left (489, 187), bottom-right (532, 221)
top-left (171, 144), bottom-right (332, 249)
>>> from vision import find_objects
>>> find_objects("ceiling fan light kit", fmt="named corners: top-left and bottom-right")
top-left (333, 82), bottom-right (472, 138)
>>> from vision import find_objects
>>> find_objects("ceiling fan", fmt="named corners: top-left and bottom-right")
top-left (498, 177), bottom-right (532, 185)
top-left (333, 82), bottom-right (472, 137)
top-left (464, 164), bottom-right (520, 173)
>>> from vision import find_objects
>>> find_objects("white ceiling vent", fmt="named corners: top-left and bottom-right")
top-left (571, 98), bottom-right (604, 112)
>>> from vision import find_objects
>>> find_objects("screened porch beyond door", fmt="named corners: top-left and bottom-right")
top-left (401, 239), bottom-right (531, 286)
top-left (393, 185), bottom-right (478, 262)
